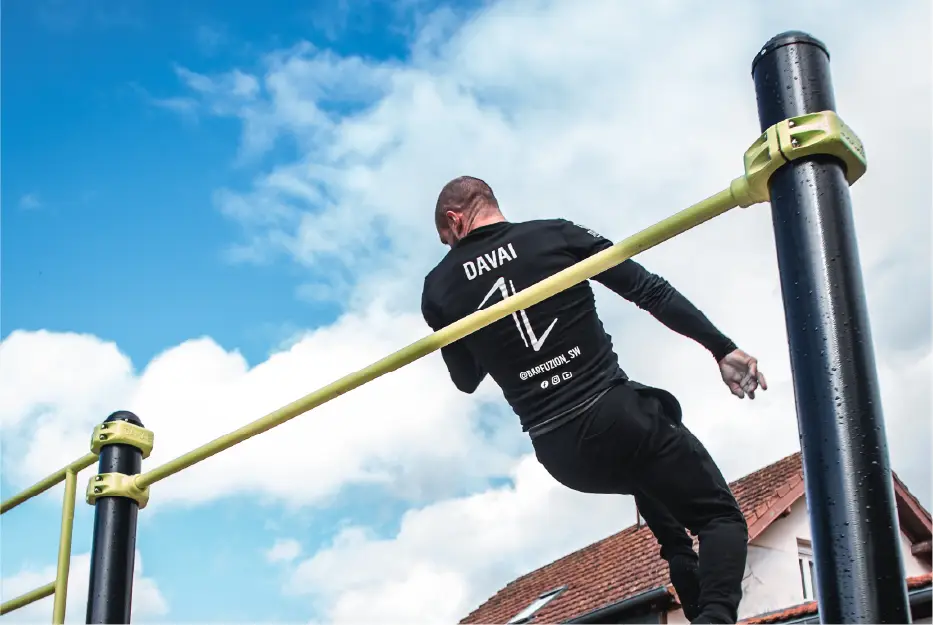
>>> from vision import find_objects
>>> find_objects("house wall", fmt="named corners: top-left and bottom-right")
top-left (738, 498), bottom-right (813, 619)
top-left (739, 498), bottom-right (931, 619)
top-left (664, 606), bottom-right (688, 624)
top-left (667, 610), bottom-right (690, 625)
top-left (665, 496), bottom-right (930, 623)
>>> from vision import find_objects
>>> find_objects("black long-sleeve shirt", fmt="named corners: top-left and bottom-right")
top-left (421, 219), bottom-right (736, 433)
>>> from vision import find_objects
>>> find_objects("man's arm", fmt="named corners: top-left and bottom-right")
top-left (559, 219), bottom-right (737, 362)
top-left (421, 282), bottom-right (487, 393)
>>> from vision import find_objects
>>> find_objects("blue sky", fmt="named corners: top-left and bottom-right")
top-left (2, 0), bottom-right (458, 368)
top-left (2, 0), bottom-right (485, 621)
top-left (2, 0), bottom-right (929, 623)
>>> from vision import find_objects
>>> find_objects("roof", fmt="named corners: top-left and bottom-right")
top-left (894, 471), bottom-right (933, 549)
top-left (742, 572), bottom-right (933, 624)
top-left (460, 452), bottom-right (805, 624)
top-left (461, 451), bottom-right (931, 624)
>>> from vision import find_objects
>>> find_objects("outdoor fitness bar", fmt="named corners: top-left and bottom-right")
top-left (85, 411), bottom-right (153, 624)
top-left (751, 32), bottom-right (910, 622)
top-left (0, 30), bottom-right (900, 625)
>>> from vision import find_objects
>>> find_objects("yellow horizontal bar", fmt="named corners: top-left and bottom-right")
top-left (0, 580), bottom-right (56, 615)
top-left (0, 452), bottom-right (98, 515)
top-left (136, 185), bottom-right (740, 489)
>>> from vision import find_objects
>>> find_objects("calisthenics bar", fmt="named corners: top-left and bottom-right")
top-left (91, 107), bottom-right (881, 625)
top-left (0, 29), bottom-right (909, 625)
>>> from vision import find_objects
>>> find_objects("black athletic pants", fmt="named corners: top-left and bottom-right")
top-left (530, 380), bottom-right (748, 624)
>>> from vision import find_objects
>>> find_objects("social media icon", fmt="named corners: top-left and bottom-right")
top-left (551, 375), bottom-right (560, 386)
top-left (562, 371), bottom-right (573, 380)
top-left (540, 380), bottom-right (549, 389)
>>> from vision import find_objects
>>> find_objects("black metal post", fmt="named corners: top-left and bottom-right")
top-left (86, 411), bottom-right (144, 624)
top-left (751, 32), bottom-right (910, 623)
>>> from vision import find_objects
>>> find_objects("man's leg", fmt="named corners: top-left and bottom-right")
top-left (634, 490), bottom-right (701, 621)
top-left (535, 382), bottom-right (746, 622)
top-left (635, 431), bottom-right (747, 622)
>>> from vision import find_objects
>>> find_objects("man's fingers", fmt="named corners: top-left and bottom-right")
top-left (729, 381), bottom-right (745, 399)
top-left (723, 354), bottom-right (766, 399)
top-left (745, 357), bottom-right (768, 394)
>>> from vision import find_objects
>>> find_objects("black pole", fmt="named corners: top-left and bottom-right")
top-left (751, 32), bottom-right (910, 623)
top-left (86, 411), bottom-right (144, 624)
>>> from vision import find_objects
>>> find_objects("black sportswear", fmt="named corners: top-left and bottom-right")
top-left (420, 218), bottom-right (736, 433)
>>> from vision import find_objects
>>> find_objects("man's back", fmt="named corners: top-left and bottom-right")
top-left (425, 176), bottom-right (762, 624)
top-left (421, 218), bottom-right (627, 431)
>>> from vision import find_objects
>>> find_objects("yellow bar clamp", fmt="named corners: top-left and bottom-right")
top-left (131, 110), bottom-right (866, 492)
top-left (90, 420), bottom-right (155, 459)
top-left (85, 419), bottom-right (154, 509)
top-left (779, 111), bottom-right (866, 184)
top-left (86, 473), bottom-right (151, 509)
top-left (730, 110), bottom-right (865, 207)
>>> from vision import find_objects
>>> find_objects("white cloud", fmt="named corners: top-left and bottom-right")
top-left (0, 305), bottom-right (515, 510)
top-left (19, 193), bottom-right (42, 210)
top-left (151, 95), bottom-right (199, 116)
top-left (159, 0), bottom-right (926, 621)
top-left (160, 0), bottom-right (930, 484)
top-left (266, 538), bottom-right (302, 564)
top-left (0, 551), bottom-right (167, 623)
top-left (287, 455), bottom-right (636, 624)
top-left (3, 0), bottom-right (929, 623)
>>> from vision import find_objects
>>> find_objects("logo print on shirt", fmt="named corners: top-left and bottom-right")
top-left (477, 276), bottom-right (558, 352)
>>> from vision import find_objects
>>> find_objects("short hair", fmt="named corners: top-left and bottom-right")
top-left (434, 176), bottom-right (499, 229)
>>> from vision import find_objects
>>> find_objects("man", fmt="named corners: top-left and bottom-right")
top-left (421, 176), bottom-right (767, 624)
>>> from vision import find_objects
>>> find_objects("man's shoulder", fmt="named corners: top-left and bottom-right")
top-left (515, 217), bottom-right (571, 230)
top-left (422, 259), bottom-right (443, 297)
top-left (424, 249), bottom-right (454, 284)
top-left (423, 218), bottom-right (570, 283)
top-left (422, 249), bottom-right (458, 305)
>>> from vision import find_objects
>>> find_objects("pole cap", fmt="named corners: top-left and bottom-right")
top-left (104, 410), bottom-right (144, 427)
top-left (752, 30), bottom-right (830, 74)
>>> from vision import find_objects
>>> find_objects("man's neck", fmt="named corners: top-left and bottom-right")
top-left (467, 213), bottom-right (506, 234)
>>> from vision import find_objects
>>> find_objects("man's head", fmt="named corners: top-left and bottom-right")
top-left (434, 176), bottom-right (504, 247)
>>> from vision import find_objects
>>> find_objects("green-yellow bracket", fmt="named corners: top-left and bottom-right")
top-left (86, 473), bottom-right (150, 509)
top-left (730, 109), bottom-right (866, 208)
top-left (90, 420), bottom-right (154, 458)
top-left (85, 421), bottom-right (154, 508)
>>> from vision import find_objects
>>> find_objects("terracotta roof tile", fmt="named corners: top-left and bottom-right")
top-left (909, 572), bottom-right (933, 589)
top-left (742, 573), bottom-right (932, 624)
top-left (461, 452), bottom-right (805, 624)
top-left (462, 451), bottom-right (929, 624)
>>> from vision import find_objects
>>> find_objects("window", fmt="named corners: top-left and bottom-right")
top-left (508, 586), bottom-right (566, 624)
top-left (797, 539), bottom-right (817, 600)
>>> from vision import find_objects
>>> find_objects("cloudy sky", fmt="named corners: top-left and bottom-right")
top-left (2, 0), bottom-right (930, 622)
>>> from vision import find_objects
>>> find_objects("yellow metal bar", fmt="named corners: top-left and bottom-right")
top-left (0, 581), bottom-right (56, 616)
top-left (51, 469), bottom-right (78, 624)
top-left (0, 452), bottom-right (98, 515)
top-left (136, 186), bottom-right (740, 489)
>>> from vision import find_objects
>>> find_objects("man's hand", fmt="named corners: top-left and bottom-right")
top-left (718, 348), bottom-right (768, 399)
